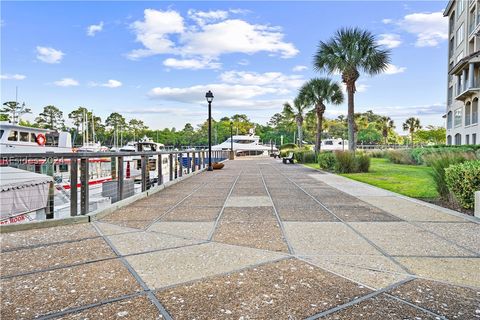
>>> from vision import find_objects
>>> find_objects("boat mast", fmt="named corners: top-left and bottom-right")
top-left (91, 111), bottom-right (95, 143)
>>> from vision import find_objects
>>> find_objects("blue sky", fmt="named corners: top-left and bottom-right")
top-left (1, 1), bottom-right (448, 133)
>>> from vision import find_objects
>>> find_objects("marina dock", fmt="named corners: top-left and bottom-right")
top-left (1, 158), bottom-right (479, 319)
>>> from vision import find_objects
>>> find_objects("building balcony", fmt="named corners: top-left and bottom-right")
top-left (455, 86), bottom-right (480, 101)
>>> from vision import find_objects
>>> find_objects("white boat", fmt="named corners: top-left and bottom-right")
top-left (320, 138), bottom-right (348, 151)
top-left (0, 121), bottom-right (72, 153)
top-left (119, 137), bottom-right (168, 181)
top-left (212, 129), bottom-right (277, 156)
top-left (0, 122), bottom-right (113, 220)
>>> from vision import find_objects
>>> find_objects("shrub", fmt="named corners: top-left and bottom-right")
top-left (355, 153), bottom-right (371, 173)
top-left (426, 153), bottom-right (474, 199)
top-left (318, 152), bottom-right (336, 170)
top-left (386, 150), bottom-right (415, 165)
top-left (294, 150), bottom-right (316, 163)
top-left (445, 160), bottom-right (480, 209)
top-left (368, 150), bottom-right (387, 158)
top-left (334, 151), bottom-right (356, 173)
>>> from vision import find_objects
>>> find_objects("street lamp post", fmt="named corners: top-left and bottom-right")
top-left (229, 121), bottom-right (234, 160)
top-left (205, 90), bottom-right (214, 171)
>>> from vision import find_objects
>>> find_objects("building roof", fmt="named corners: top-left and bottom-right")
top-left (444, 0), bottom-right (454, 16)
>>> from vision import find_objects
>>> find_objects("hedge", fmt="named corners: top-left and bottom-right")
top-left (445, 160), bottom-right (480, 209)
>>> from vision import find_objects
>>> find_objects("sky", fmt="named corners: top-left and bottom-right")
top-left (1, 1), bottom-right (449, 133)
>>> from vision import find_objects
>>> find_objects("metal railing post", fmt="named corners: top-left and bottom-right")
top-left (158, 154), bottom-right (163, 186)
top-left (141, 155), bottom-right (148, 192)
top-left (179, 152), bottom-right (183, 177)
top-left (174, 153), bottom-right (178, 179)
top-left (169, 153), bottom-right (173, 181)
top-left (117, 156), bottom-right (124, 201)
top-left (192, 152), bottom-right (196, 172)
top-left (46, 181), bottom-right (54, 219)
top-left (70, 158), bottom-right (78, 216)
top-left (186, 152), bottom-right (190, 174)
top-left (80, 157), bottom-right (89, 215)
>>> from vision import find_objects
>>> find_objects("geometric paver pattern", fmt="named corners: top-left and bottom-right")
top-left (1, 157), bottom-right (479, 319)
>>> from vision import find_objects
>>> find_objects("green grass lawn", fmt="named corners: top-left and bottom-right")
top-left (305, 158), bottom-right (438, 199)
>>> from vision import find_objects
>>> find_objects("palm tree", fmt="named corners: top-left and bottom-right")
top-left (402, 117), bottom-right (421, 147)
top-left (282, 98), bottom-right (309, 147)
top-left (314, 27), bottom-right (391, 152)
top-left (378, 116), bottom-right (395, 145)
top-left (298, 78), bottom-right (343, 153)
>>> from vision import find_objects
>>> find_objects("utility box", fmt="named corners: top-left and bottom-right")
top-left (102, 179), bottom-right (135, 203)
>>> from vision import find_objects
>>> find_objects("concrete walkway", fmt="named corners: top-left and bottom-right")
top-left (1, 158), bottom-right (479, 319)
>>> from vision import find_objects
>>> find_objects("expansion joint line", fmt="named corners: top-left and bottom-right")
top-left (92, 223), bottom-right (173, 320)
top-left (144, 180), bottom-right (212, 231)
top-left (259, 164), bottom-right (295, 255)
top-left (304, 277), bottom-right (417, 319)
top-left (268, 164), bottom-right (413, 275)
top-left (207, 170), bottom-right (243, 241)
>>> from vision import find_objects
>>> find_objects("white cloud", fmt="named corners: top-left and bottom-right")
top-left (87, 21), bottom-right (104, 36)
top-left (384, 64), bottom-right (406, 75)
top-left (1, 74), bottom-right (26, 80)
top-left (382, 18), bottom-right (393, 24)
top-left (36, 46), bottom-right (64, 64)
top-left (386, 11), bottom-right (448, 47)
top-left (219, 70), bottom-right (304, 88)
top-left (163, 58), bottom-right (221, 70)
top-left (148, 83), bottom-right (284, 103)
top-left (53, 78), bottom-right (79, 87)
top-left (292, 65), bottom-right (307, 72)
top-left (127, 9), bottom-right (184, 60)
top-left (377, 34), bottom-right (402, 49)
top-left (89, 79), bottom-right (123, 88)
top-left (127, 9), bottom-right (298, 62)
top-left (188, 9), bottom-right (229, 26)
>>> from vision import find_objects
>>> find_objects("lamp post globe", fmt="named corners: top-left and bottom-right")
top-left (205, 91), bottom-right (214, 171)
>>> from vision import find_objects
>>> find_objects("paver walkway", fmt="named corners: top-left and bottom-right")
top-left (1, 158), bottom-right (479, 319)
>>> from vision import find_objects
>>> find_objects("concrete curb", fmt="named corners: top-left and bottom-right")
top-left (0, 164), bottom-right (215, 234)
top-left (302, 164), bottom-right (480, 224)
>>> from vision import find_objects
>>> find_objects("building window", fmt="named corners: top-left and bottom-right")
top-left (454, 108), bottom-right (463, 127)
top-left (447, 135), bottom-right (452, 145)
top-left (447, 111), bottom-right (453, 129)
top-left (466, 101), bottom-right (472, 125)
top-left (450, 12), bottom-right (456, 34)
top-left (473, 133), bottom-right (477, 144)
top-left (457, 23), bottom-right (465, 46)
top-left (455, 133), bottom-right (462, 145)
top-left (448, 87), bottom-right (453, 105)
top-left (458, 0), bottom-right (465, 17)
top-left (469, 7), bottom-right (476, 33)
top-left (466, 134), bottom-right (470, 144)
top-left (473, 98), bottom-right (479, 124)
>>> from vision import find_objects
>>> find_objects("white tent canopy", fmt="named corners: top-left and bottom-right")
top-left (0, 166), bottom-right (53, 220)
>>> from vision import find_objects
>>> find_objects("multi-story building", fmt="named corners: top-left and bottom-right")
top-left (444, 0), bottom-right (480, 145)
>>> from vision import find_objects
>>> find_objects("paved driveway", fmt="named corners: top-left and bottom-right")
top-left (1, 158), bottom-right (479, 319)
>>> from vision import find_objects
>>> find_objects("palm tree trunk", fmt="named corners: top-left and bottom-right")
top-left (347, 83), bottom-right (356, 152)
top-left (297, 119), bottom-right (303, 147)
top-left (315, 107), bottom-right (323, 154)
top-left (411, 132), bottom-right (414, 147)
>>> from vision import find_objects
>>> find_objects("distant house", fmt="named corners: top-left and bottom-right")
top-left (444, 0), bottom-right (480, 145)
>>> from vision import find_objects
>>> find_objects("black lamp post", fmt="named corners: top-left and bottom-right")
top-left (205, 90), bottom-right (214, 171)
top-left (230, 121), bottom-right (234, 160)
